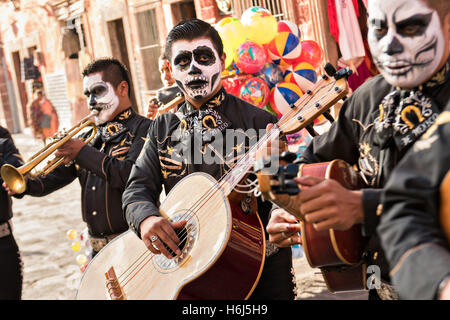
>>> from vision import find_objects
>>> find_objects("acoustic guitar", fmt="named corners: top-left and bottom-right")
top-left (257, 159), bottom-right (368, 292)
top-left (75, 64), bottom-right (351, 300)
top-left (441, 170), bottom-right (450, 245)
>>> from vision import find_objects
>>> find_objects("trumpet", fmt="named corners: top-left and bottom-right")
top-left (1, 110), bottom-right (99, 194)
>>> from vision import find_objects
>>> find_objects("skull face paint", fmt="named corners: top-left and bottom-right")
top-left (83, 73), bottom-right (120, 125)
top-left (170, 38), bottom-right (222, 101)
top-left (367, 0), bottom-right (445, 88)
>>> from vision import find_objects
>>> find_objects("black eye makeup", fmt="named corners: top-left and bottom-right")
top-left (395, 13), bottom-right (433, 37)
top-left (174, 51), bottom-right (192, 70)
top-left (193, 46), bottom-right (216, 66)
top-left (84, 82), bottom-right (108, 97)
top-left (370, 18), bottom-right (388, 40)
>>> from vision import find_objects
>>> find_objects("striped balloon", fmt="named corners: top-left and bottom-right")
top-left (285, 62), bottom-right (317, 92)
top-left (269, 82), bottom-right (303, 116)
top-left (277, 20), bottom-right (301, 39)
top-left (267, 32), bottom-right (302, 68)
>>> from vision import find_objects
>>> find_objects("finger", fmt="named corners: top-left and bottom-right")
top-left (294, 176), bottom-right (325, 187)
top-left (304, 208), bottom-right (334, 225)
top-left (151, 236), bottom-right (175, 259)
top-left (160, 223), bottom-right (184, 256)
top-left (312, 218), bottom-right (339, 232)
top-left (271, 209), bottom-right (298, 224)
top-left (271, 233), bottom-right (302, 248)
top-left (266, 123), bottom-right (274, 132)
top-left (143, 236), bottom-right (161, 255)
top-left (300, 195), bottom-right (330, 215)
top-left (266, 221), bottom-right (300, 235)
top-left (298, 182), bottom-right (327, 203)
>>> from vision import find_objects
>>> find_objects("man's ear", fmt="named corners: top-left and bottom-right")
top-left (220, 52), bottom-right (226, 72)
top-left (117, 80), bottom-right (129, 97)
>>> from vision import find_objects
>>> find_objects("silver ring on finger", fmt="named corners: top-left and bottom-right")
top-left (151, 235), bottom-right (158, 242)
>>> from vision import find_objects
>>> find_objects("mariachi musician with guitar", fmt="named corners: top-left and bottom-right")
top-left (265, 0), bottom-right (450, 300)
top-left (75, 17), bottom-right (352, 299)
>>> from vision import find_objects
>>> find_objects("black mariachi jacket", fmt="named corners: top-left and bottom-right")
top-left (378, 106), bottom-right (450, 300)
top-left (296, 72), bottom-right (450, 281)
top-left (0, 126), bottom-right (24, 223)
top-left (25, 108), bottom-right (151, 237)
top-left (123, 88), bottom-right (278, 234)
top-left (123, 88), bottom-right (295, 299)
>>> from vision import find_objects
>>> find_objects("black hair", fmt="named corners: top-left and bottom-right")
top-left (164, 19), bottom-right (224, 61)
top-left (82, 57), bottom-right (131, 95)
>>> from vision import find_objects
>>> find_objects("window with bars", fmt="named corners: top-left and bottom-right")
top-left (236, 0), bottom-right (290, 21)
top-left (135, 8), bottom-right (163, 91)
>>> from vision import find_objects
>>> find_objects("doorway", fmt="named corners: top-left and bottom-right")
top-left (107, 18), bottom-right (139, 111)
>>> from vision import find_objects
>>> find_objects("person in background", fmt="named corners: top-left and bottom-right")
top-left (147, 53), bottom-right (179, 119)
top-left (28, 89), bottom-right (59, 145)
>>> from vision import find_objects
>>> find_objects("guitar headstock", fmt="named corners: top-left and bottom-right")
top-left (257, 152), bottom-right (301, 196)
top-left (277, 64), bottom-right (352, 135)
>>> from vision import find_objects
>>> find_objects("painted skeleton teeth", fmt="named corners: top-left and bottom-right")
top-left (184, 75), bottom-right (208, 85)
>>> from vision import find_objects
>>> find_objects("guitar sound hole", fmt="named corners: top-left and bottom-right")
top-left (163, 226), bottom-right (188, 258)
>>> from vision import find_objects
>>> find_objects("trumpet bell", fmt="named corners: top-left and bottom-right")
top-left (1, 164), bottom-right (26, 194)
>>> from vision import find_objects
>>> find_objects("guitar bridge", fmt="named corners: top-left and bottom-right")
top-left (105, 266), bottom-right (126, 300)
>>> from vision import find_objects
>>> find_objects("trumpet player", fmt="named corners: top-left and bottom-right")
top-left (3, 58), bottom-right (151, 260)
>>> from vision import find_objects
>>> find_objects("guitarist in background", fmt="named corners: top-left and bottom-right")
top-left (266, 0), bottom-right (450, 299)
top-left (378, 104), bottom-right (450, 300)
top-left (123, 19), bottom-right (296, 299)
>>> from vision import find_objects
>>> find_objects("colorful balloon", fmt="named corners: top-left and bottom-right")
top-left (285, 62), bottom-right (317, 92)
top-left (71, 241), bottom-right (82, 252)
top-left (76, 254), bottom-right (88, 265)
top-left (239, 77), bottom-right (270, 108)
top-left (234, 41), bottom-right (267, 74)
top-left (222, 74), bottom-right (251, 96)
top-left (295, 40), bottom-right (324, 69)
top-left (258, 63), bottom-right (284, 89)
top-left (278, 20), bottom-right (301, 39)
top-left (216, 17), bottom-right (247, 68)
top-left (267, 32), bottom-right (302, 68)
top-left (240, 7), bottom-right (278, 45)
top-left (66, 229), bottom-right (77, 240)
top-left (269, 82), bottom-right (303, 116)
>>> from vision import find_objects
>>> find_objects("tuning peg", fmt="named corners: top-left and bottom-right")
top-left (280, 151), bottom-right (298, 163)
top-left (322, 111), bottom-right (335, 123)
top-left (334, 67), bottom-right (353, 80)
top-left (283, 163), bottom-right (299, 179)
top-left (324, 63), bottom-right (337, 77)
top-left (306, 125), bottom-right (319, 137)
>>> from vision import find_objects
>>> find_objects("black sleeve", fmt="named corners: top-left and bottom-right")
top-left (25, 163), bottom-right (77, 196)
top-left (75, 119), bottom-right (150, 189)
top-left (0, 138), bottom-right (24, 169)
top-left (122, 121), bottom-right (164, 238)
top-left (378, 118), bottom-right (450, 300)
top-left (297, 96), bottom-right (360, 165)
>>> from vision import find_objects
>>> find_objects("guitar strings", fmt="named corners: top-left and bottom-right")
top-left (115, 75), bottom-right (341, 291)
top-left (116, 76), bottom-right (337, 289)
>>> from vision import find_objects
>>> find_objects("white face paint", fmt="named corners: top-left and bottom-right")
top-left (170, 38), bottom-right (222, 101)
top-left (367, 0), bottom-right (445, 88)
top-left (83, 73), bottom-right (120, 125)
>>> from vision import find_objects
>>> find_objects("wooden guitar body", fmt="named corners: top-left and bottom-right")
top-left (76, 172), bottom-right (265, 300)
top-left (299, 160), bottom-right (368, 292)
top-left (441, 171), bottom-right (450, 245)
top-left (258, 159), bottom-right (368, 292)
